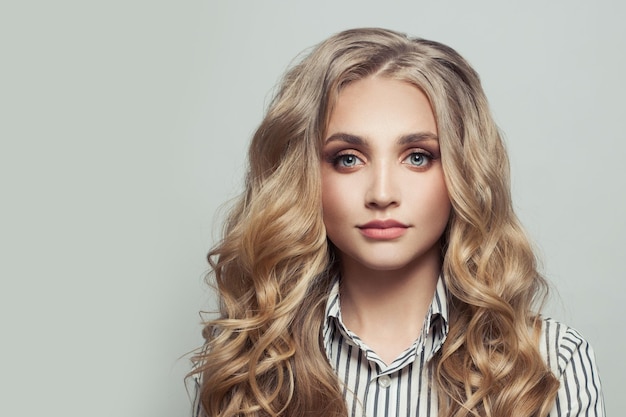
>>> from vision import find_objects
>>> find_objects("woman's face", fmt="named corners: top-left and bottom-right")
top-left (321, 76), bottom-right (451, 273)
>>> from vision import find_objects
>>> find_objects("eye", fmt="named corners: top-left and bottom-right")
top-left (334, 154), bottom-right (363, 168)
top-left (403, 152), bottom-right (431, 167)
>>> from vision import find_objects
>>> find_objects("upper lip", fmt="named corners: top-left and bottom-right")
top-left (357, 219), bottom-right (409, 229)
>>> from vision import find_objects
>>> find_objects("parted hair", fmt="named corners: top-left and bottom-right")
top-left (190, 28), bottom-right (559, 417)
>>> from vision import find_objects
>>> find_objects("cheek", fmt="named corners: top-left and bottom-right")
top-left (434, 178), bottom-right (451, 212)
top-left (418, 174), bottom-right (451, 225)
top-left (434, 182), bottom-right (452, 230)
top-left (321, 175), bottom-right (343, 225)
top-left (321, 171), bottom-right (360, 238)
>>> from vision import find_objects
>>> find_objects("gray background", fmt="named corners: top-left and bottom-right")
top-left (1, 1), bottom-right (623, 416)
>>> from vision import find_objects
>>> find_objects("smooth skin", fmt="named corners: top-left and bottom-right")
top-left (321, 76), bottom-right (451, 364)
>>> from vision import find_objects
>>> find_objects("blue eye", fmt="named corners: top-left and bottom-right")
top-left (335, 154), bottom-right (362, 168)
top-left (405, 152), bottom-right (430, 167)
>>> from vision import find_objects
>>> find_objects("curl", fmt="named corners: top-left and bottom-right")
top-left (190, 28), bottom-right (559, 417)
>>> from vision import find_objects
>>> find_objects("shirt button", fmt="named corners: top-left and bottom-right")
top-left (378, 375), bottom-right (391, 388)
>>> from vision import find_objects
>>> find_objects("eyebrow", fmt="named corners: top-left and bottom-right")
top-left (324, 132), bottom-right (439, 146)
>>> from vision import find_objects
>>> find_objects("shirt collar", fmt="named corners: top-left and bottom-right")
top-left (322, 275), bottom-right (450, 361)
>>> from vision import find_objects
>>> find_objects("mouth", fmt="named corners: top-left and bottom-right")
top-left (357, 219), bottom-right (409, 240)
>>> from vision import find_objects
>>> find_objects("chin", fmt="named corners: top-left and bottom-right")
top-left (361, 260), bottom-right (410, 271)
top-left (349, 254), bottom-right (421, 273)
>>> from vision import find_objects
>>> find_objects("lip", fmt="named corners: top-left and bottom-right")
top-left (357, 219), bottom-right (409, 240)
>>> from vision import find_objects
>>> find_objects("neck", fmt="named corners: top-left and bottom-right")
top-left (337, 246), bottom-right (441, 364)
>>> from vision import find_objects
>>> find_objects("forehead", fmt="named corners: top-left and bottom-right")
top-left (325, 76), bottom-right (437, 140)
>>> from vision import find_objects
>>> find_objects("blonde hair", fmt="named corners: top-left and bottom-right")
top-left (191, 28), bottom-right (559, 417)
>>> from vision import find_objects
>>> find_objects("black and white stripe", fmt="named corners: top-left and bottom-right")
top-left (323, 278), bottom-right (605, 417)
top-left (191, 279), bottom-right (604, 417)
top-left (540, 318), bottom-right (605, 416)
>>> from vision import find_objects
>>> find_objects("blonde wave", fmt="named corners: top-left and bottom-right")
top-left (191, 28), bottom-right (559, 417)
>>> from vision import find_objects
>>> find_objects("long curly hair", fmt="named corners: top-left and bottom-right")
top-left (190, 28), bottom-right (559, 417)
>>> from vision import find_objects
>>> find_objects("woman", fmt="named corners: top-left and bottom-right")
top-left (190, 28), bottom-right (603, 417)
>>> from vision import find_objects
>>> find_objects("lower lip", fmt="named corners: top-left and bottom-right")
top-left (359, 227), bottom-right (407, 240)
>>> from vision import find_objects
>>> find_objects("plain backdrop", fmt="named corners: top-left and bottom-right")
top-left (1, 1), bottom-right (623, 416)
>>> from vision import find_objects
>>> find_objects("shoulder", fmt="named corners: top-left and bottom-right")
top-left (538, 317), bottom-right (592, 376)
top-left (538, 317), bottom-right (605, 417)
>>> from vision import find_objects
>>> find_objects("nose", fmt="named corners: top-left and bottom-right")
top-left (365, 162), bottom-right (400, 209)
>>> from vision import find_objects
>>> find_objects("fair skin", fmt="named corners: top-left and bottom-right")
top-left (321, 76), bottom-right (451, 364)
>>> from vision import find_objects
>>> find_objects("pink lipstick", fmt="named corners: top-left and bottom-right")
top-left (357, 219), bottom-right (408, 240)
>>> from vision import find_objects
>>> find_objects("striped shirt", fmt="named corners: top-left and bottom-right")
top-left (323, 278), bottom-right (605, 417)
top-left (191, 279), bottom-right (604, 417)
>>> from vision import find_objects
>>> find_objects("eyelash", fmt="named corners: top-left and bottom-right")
top-left (332, 153), bottom-right (364, 168)
top-left (328, 149), bottom-right (434, 170)
top-left (403, 151), bottom-right (432, 167)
